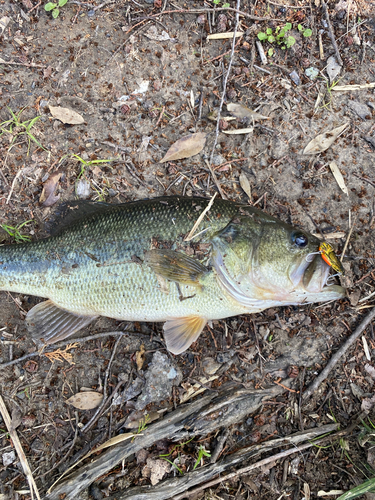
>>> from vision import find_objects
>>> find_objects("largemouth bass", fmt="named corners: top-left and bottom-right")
top-left (0, 196), bottom-right (345, 354)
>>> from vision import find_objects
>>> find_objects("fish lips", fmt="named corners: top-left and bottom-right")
top-left (301, 254), bottom-right (345, 297)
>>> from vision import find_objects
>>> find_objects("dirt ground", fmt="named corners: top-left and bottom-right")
top-left (0, 0), bottom-right (375, 499)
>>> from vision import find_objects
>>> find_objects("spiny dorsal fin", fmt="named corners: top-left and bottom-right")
top-left (26, 299), bottom-right (98, 344)
top-left (144, 250), bottom-right (209, 288)
top-left (163, 316), bottom-right (207, 354)
top-left (49, 200), bottom-right (113, 236)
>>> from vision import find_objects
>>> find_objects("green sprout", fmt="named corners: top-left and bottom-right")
top-left (132, 414), bottom-right (150, 442)
top-left (45, 0), bottom-right (68, 19)
top-left (72, 154), bottom-right (113, 179)
top-left (158, 438), bottom-right (194, 475)
top-left (257, 23), bottom-right (312, 54)
top-left (213, 0), bottom-right (230, 7)
top-left (0, 107), bottom-right (44, 156)
top-left (193, 444), bottom-right (211, 470)
top-left (1, 220), bottom-right (33, 243)
top-left (336, 479), bottom-right (375, 500)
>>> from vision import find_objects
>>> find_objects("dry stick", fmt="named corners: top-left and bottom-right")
top-left (184, 193), bottom-right (217, 241)
top-left (172, 432), bottom-right (340, 500)
top-left (0, 60), bottom-right (46, 68)
top-left (340, 217), bottom-right (356, 263)
top-left (208, 0), bottom-right (241, 196)
top-left (0, 330), bottom-right (147, 370)
top-left (81, 335), bottom-right (124, 433)
top-left (136, 7), bottom-right (278, 23)
top-left (321, 0), bottom-right (343, 66)
top-left (303, 306), bottom-right (375, 400)
top-left (0, 394), bottom-right (41, 500)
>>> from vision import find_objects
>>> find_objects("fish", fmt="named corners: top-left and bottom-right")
top-left (0, 196), bottom-right (345, 354)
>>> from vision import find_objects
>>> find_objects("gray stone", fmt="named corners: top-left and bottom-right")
top-left (348, 101), bottom-right (371, 119)
top-left (135, 352), bottom-right (182, 409)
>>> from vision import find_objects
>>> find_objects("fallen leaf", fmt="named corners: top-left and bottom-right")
top-left (365, 364), bottom-right (375, 381)
top-left (239, 172), bottom-right (252, 200)
top-left (136, 343), bottom-right (145, 371)
top-left (49, 105), bottom-right (84, 125)
top-left (207, 32), bottom-right (244, 40)
top-left (303, 123), bottom-right (349, 154)
top-left (227, 103), bottom-right (270, 121)
top-left (39, 171), bottom-right (62, 207)
top-left (66, 391), bottom-right (103, 410)
top-left (160, 132), bottom-right (207, 163)
top-left (0, 16), bottom-right (10, 35)
top-left (326, 55), bottom-right (341, 83)
top-left (222, 127), bottom-right (254, 135)
top-left (329, 162), bottom-right (348, 195)
top-left (144, 25), bottom-right (171, 41)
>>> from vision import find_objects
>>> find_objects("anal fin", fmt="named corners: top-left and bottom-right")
top-left (163, 316), bottom-right (207, 355)
top-left (26, 300), bottom-right (98, 344)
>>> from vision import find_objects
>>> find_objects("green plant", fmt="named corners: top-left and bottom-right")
top-left (45, 0), bottom-right (68, 19)
top-left (257, 23), bottom-right (311, 55)
top-left (336, 478), bottom-right (375, 500)
top-left (1, 220), bottom-right (33, 243)
top-left (158, 438), bottom-right (194, 475)
top-left (297, 24), bottom-right (312, 38)
top-left (0, 107), bottom-right (44, 155)
top-left (193, 444), bottom-right (211, 470)
top-left (132, 414), bottom-right (150, 442)
top-left (213, 0), bottom-right (230, 7)
top-left (72, 154), bottom-right (113, 179)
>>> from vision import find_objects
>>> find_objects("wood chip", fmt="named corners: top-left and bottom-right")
top-left (207, 32), bottom-right (244, 40)
top-left (329, 161), bottom-right (348, 195)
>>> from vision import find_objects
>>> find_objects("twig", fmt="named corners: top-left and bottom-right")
top-left (135, 7), bottom-right (278, 23)
top-left (321, 0), bottom-right (343, 66)
top-left (255, 40), bottom-right (267, 65)
top-left (340, 217), bottom-right (356, 263)
top-left (93, 0), bottom-right (115, 12)
top-left (0, 393), bottom-right (41, 500)
top-left (81, 335), bottom-right (124, 433)
top-left (303, 306), bottom-right (375, 400)
top-left (210, 429), bottom-right (229, 463)
top-left (184, 193), bottom-right (217, 241)
top-left (208, 0), bottom-right (240, 185)
top-left (0, 330), bottom-right (147, 370)
top-left (0, 60), bottom-right (46, 68)
top-left (6, 168), bottom-right (23, 204)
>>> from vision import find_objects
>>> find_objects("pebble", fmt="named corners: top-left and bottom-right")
top-left (347, 101), bottom-right (371, 119)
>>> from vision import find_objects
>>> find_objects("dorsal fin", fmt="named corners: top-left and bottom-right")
top-left (48, 200), bottom-right (113, 236)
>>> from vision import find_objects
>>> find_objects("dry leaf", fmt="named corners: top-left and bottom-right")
top-left (326, 56), bottom-right (341, 83)
top-left (39, 171), bottom-right (61, 207)
top-left (222, 127), bottom-right (254, 135)
top-left (329, 162), bottom-right (348, 195)
top-left (136, 343), bottom-right (145, 371)
top-left (49, 105), bottom-right (84, 125)
top-left (239, 172), bottom-right (252, 200)
top-left (207, 32), bottom-right (244, 40)
top-left (303, 123), bottom-right (349, 154)
top-left (66, 391), bottom-right (103, 410)
top-left (160, 132), bottom-right (207, 163)
top-left (227, 103), bottom-right (270, 121)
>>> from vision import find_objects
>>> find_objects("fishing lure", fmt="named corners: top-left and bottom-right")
top-left (319, 242), bottom-right (345, 275)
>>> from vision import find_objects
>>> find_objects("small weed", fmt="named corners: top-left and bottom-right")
top-left (257, 23), bottom-right (312, 55)
top-left (336, 478), bottom-right (375, 500)
top-left (45, 0), bottom-right (68, 19)
top-left (193, 444), bottom-right (211, 470)
top-left (213, 0), bottom-right (230, 7)
top-left (132, 414), bottom-right (150, 442)
top-left (72, 154), bottom-right (113, 179)
top-left (1, 220), bottom-right (33, 243)
top-left (158, 438), bottom-right (194, 475)
top-left (0, 107), bottom-right (44, 155)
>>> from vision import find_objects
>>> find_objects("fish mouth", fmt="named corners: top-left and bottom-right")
top-left (297, 254), bottom-right (345, 300)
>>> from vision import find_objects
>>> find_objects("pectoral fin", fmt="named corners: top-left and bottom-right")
top-left (163, 316), bottom-right (207, 354)
top-left (26, 300), bottom-right (98, 344)
top-left (145, 250), bottom-right (208, 288)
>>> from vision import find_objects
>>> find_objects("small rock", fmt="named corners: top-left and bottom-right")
top-left (347, 101), bottom-right (371, 120)
top-left (75, 179), bottom-right (91, 199)
top-left (135, 352), bottom-right (182, 409)
top-left (3, 451), bottom-right (16, 466)
top-left (136, 448), bottom-right (149, 465)
top-left (305, 67), bottom-right (319, 79)
top-left (289, 70), bottom-right (300, 86)
top-left (349, 290), bottom-right (361, 306)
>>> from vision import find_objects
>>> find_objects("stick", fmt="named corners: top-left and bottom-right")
top-left (0, 393), bottom-right (41, 500)
top-left (321, 0), bottom-right (343, 66)
top-left (208, 0), bottom-right (241, 190)
top-left (184, 193), bottom-right (217, 241)
top-left (303, 307), bottom-right (375, 400)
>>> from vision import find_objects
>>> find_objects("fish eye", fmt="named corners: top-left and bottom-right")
top-left (292, 232), bottom-right (308, 248)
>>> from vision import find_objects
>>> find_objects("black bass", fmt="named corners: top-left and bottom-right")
top-left (0, 197), bottom-right (345, 354)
